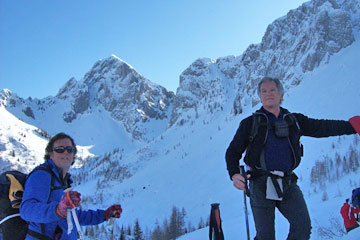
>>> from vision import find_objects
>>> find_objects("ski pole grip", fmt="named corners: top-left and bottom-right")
top-left (240, 165), bottom-right (250, 197)
top-left (240, 165), bottom-right (246, 176)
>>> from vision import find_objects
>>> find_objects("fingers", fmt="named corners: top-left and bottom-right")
top-left (231, 173), bottom-right (251, 191)
top-left (111, 204), bottom-right (122, 218)
top-left (104, 204), bottom-right (123, 220)
top-left (231, 174), bottom-right (246, 190)
top-left (56, 191), bottom-right (82, 218)
top-left (65, 191), bottom-right (81, 208)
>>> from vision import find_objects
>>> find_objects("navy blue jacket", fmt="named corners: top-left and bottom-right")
top-left (20, 159), bottom-right (105, 240)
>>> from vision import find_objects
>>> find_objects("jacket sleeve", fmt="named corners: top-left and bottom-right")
top-left (76, 209), bottom-right (105, 226)
top-left (20, 170), bottom-right (60, 223)
top-left (295, 113), bottom-right (356, 138)
top-left (225, 118), bottom-right (250, 179)
top-left (340, 203), bottom-right (350, 218)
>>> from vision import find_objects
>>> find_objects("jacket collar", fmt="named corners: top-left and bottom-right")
top-left (45, 159), bottom-right (72, 184)
top-left (257, 106), bottom-right (290, 115)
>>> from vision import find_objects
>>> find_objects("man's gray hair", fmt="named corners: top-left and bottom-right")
top-left (257, 77), bottom-right (284, 97)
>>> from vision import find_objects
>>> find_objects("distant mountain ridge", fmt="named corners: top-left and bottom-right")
top-left (1, 55), bottom-right (175, 143)
top-left (1, 1), bottom-right (360, 238)
top-left (1, 0), bottom-right (359, 144)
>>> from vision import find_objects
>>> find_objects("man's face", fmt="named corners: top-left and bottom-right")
top-left (49, 138), bottom-right (75, 170)
top-left (260, 81), bottom-right (284, 110)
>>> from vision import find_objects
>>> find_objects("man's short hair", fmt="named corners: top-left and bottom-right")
top-left (44, 132), bottom-right (77, 160)
top-left (257, 77), bottom-right (284, 97)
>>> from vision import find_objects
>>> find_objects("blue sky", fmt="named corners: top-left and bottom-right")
top-left (0, 0), bottom-right (308, 99)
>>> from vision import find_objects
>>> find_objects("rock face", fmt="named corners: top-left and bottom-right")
top-left (83, 56), bottom-right (174, 124)
top-left (169, 0), bottom-right (360, 126)
top-left (80, 55), bottom-right (175, 139)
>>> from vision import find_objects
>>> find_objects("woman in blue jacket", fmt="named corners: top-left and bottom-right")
top-left (20, 132), bottom-right (122, 240)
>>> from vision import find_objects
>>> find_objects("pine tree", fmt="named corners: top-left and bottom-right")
top-left (343, 156), bottom-right (349, 173)
top-left (151, 220), bottom-right (163, 240)
top-left (169, 206), bottom-right (178, 239)
top-left (127, 225), bottom-right (132, 235)
top-left (349, 146), bottom-right (359, 172)
top-left (178, 207), bottom-right (186, 235)
top-left (187, 221), bottom-right (195, 233)
top-left (322, 190), bottom-right (328, 201)
top-left (119, 226), bottom-right (126, 240)
top-left (162, 218), bottom-right (170, 239)
top-left (198, 217), bottom-right (205, 229)
top-left (88, 226), bottom-right (94, 238)
top-left (133, 219), bottom-right (144, 240)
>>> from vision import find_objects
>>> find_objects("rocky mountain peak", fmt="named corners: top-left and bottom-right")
top-left (83, 55), bottom-right (136, 87)
top-left (169, 0), bottom-right (360, 126)
top-left (0, 89), bottom-right (12, 107)
top-left (46, 55), bottom-right (174, 140)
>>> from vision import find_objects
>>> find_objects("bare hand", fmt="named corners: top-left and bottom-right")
top-left (231, 173), bottom-right (250, 191)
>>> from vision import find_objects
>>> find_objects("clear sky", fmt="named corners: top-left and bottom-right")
top-left (0, 0), bottom-right (308, 99)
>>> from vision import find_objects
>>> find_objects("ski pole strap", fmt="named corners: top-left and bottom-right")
top-left (0, 213), bottom-right (20, 225)
top-left (67, 209), bottom-right (73, 234)
top-left (270, 175), bottom-right (283, 198)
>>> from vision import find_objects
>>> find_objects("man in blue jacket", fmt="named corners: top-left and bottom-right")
top-left (21, 132), bottom-right (122, 240)
top-left (225, 77), bottom-right (360, 240)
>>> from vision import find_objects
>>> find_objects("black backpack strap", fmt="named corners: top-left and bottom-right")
top-left (249, 113), bottom-right (268, 142)
top-left (284, 112), bottom-right (300, 130)
top-left (249, 113), bottom-right (260, 142)
top-left (249, 113), bottom-right (256, 142)
top-left (27, 229), bottom-right (53, 240)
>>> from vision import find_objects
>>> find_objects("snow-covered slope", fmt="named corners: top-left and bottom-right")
top-left (1, 0), bottom-right (360, 239)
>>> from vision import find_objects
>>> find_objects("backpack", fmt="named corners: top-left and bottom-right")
top-left (0, 165), bottom-right (59, 240)
top-left (209, 203), bottom-right (224, 240)
top-left (352, 187), bottom-right (360, 208)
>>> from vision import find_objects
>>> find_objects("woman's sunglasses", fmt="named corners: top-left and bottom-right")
top-left (53, 146), bottom-right (75, 154)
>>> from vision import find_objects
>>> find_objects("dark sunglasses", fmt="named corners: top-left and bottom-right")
top-left (53, 146), bottom-right (75, 154)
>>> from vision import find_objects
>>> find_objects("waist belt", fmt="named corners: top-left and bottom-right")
top-left (249, 169), bottom-right (293, 178)
top-left (249, 169), bottom-right (296, 199)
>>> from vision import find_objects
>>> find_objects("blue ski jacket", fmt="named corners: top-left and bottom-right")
top-left (20, 159), bottom-right (105, 240)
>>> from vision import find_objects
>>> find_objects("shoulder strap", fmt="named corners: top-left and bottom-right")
top-left (284, 112), bottom-right (300, 130)
top-left (28, 165), bottom-right (66, 191)
top-left (27, 229), bottom-right (53, 240)
top-left (27, 164), bottom-right (68, 236)
top-left (249, 113), bottom-right (267, 142)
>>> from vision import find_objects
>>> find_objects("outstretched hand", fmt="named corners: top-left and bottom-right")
top-left (349, 116), bottom-right (360, 135)
top-left (104, 204), bottom-right (122, 221)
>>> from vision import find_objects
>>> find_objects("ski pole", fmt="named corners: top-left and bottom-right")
top-left (71, 208), bottom-right (85, 240)
top-left (240, 165), bottom-right (250, 240)
top-left (64, 188), bottom-right (84, 240)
